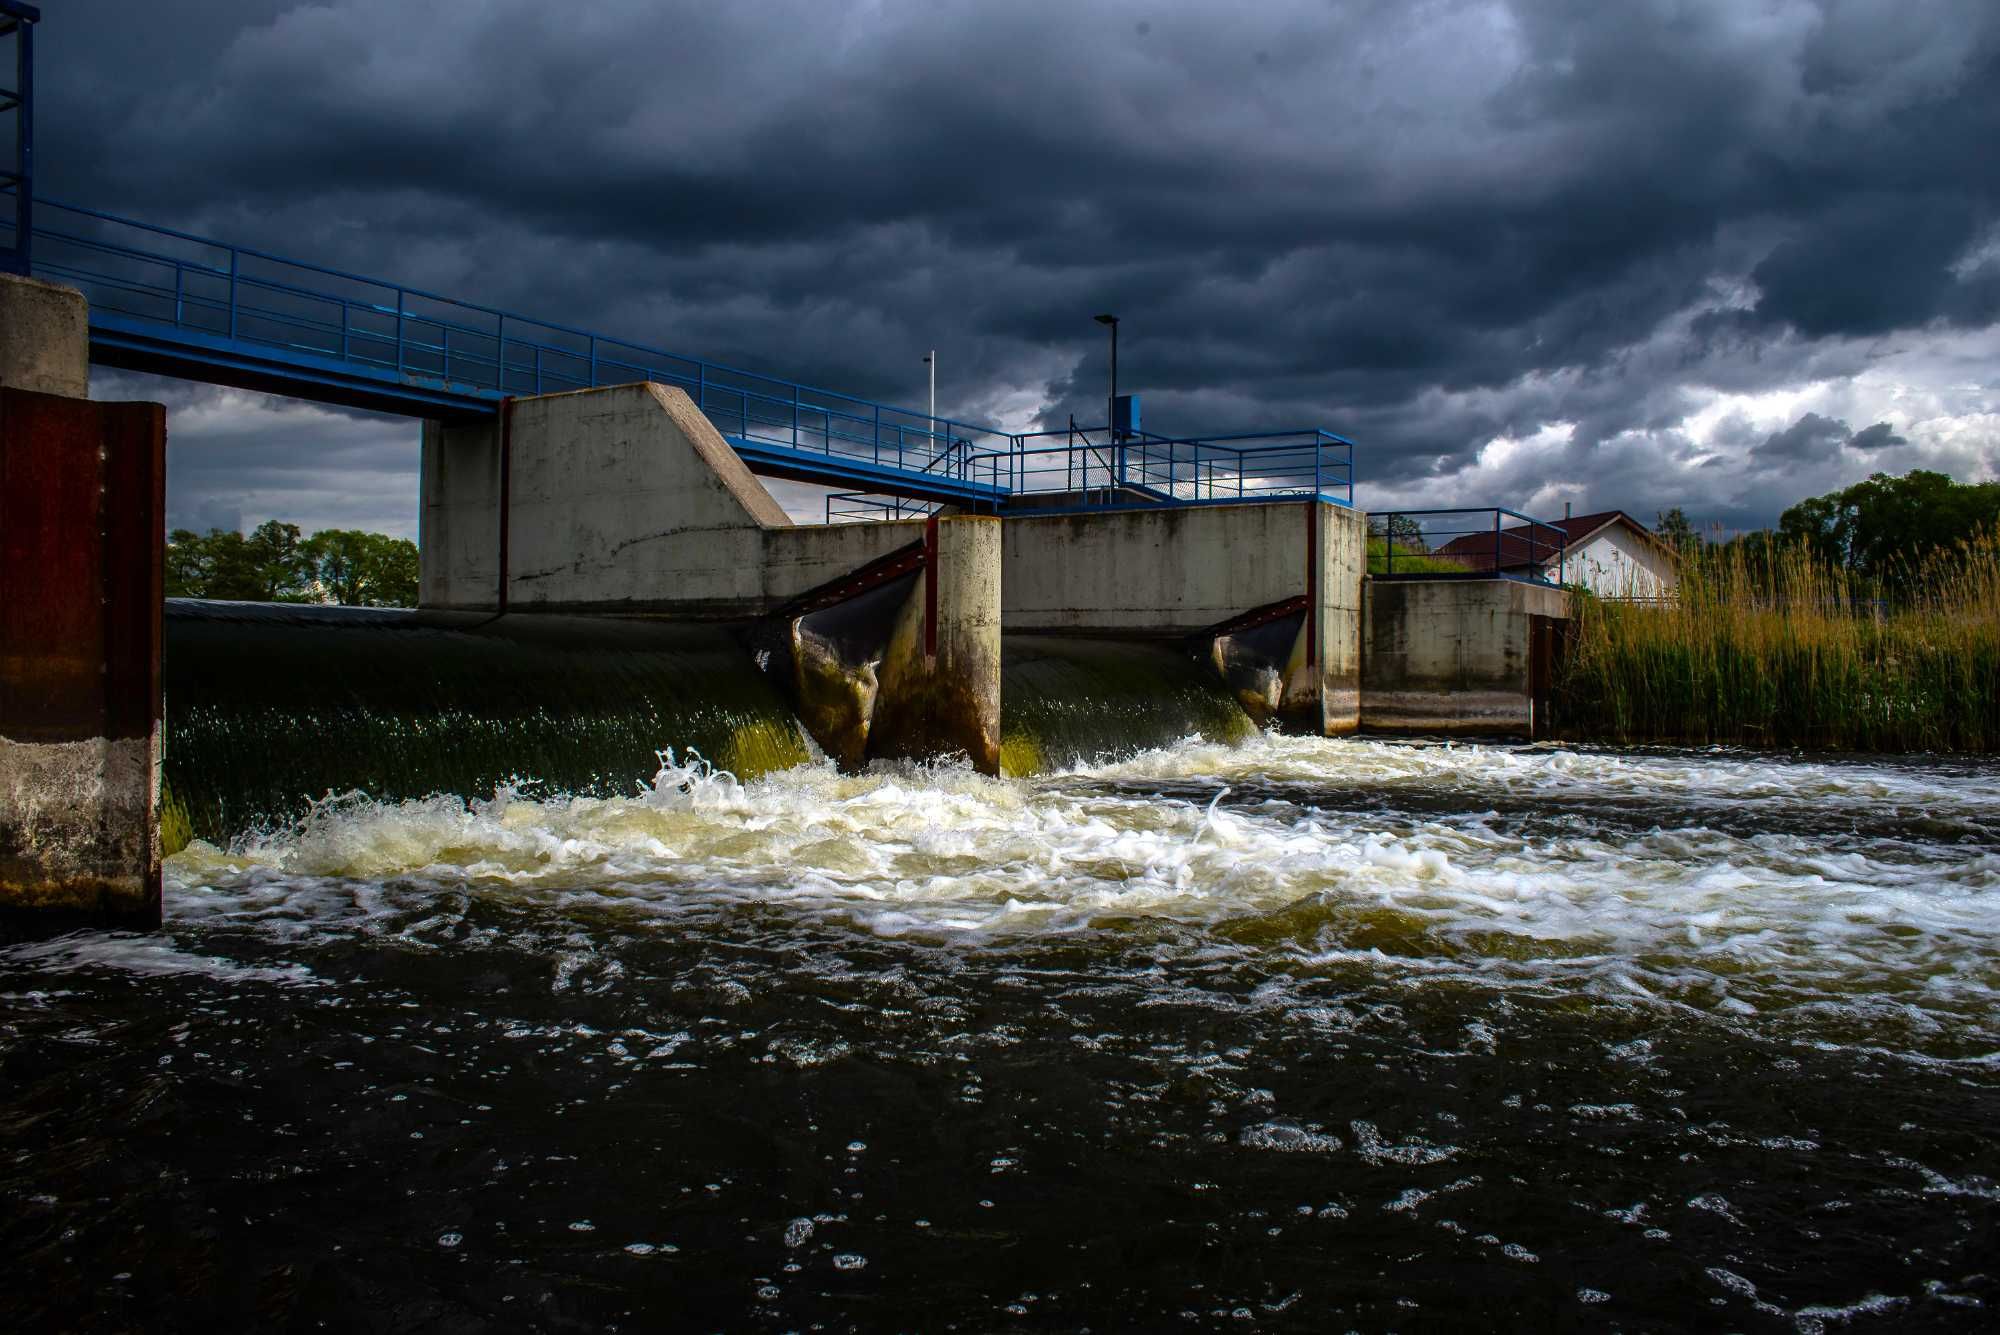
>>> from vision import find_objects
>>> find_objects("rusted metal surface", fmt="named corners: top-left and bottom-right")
top-left (497, 396), bottom-right (513, 614)
top-left (1304, 499), bottom-right (1318, 669)
top-left (0, 386), bottom-right (164, 935)
top-left (765, 538), bottom-right (926, 623)
top-left (923, 514), bottom-right (938, 659)
top-left (1201, 594), bottom-right (1308, 640)
top-left (1528, 612), bottom-right (1573, 739)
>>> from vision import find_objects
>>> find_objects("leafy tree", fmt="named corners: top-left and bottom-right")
top-left (1779, 470), bottom-right (2000, 587)
top-left (1369, 512), bottom-right (1427, 551)
top-left (164, 524), bottom-right (419, 607)
top-left (300, 529), bottom-right (420, 606)
top-left (1654, 507), bottom-right (1699, 552)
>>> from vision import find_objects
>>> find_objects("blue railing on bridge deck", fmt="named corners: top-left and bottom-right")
top-left (824, 493), bottom-right (943, 524)
top-left (825, 426), bottom-right (1352, 522)
top-left (968, 426), bottom-right (1353, 511)
top-left (9, 198), bottom-right (1360, 513)
top-left (14, 198), bottom-right (1008, 487)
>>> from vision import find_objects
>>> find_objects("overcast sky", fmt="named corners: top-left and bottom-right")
top-left (53, 0), bottom-right (2000, 537)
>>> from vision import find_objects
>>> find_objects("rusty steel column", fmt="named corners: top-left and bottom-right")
top-left (0, 388), bottom-right (167, 937)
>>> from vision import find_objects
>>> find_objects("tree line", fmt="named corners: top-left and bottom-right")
top-left (166, 521), bottom-right (419, 607)
top-left (1655, 469), bottom-right (2000, 596)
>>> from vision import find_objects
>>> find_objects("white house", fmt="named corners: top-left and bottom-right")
top-left (1434, 509), bottom-right (1679, 600)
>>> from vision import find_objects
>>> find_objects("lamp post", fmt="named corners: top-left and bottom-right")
top-left (922, 350), bottom-right (935, 448)
top-left (1093, 313), bottom-right (1118, 485)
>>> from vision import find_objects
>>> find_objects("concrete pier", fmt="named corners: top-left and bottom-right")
top-left (1003, 500), bottom-right (1368, 735)
top-left (1361, 578), bottom-right (1570, 737)
top-left (420, 383), bottom-right (1003, 771)
top-left (0, 273), bottom-right (167, 937)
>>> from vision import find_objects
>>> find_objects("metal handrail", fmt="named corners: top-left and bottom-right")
top-left (22, 198), bottom-right (990, 480)
top-left (965, 431), bottom-right (1353, 508)
top-left (15, 196), bottom-right (1369, 513)
top-left (1371, 507), bottom-right (1567, 585)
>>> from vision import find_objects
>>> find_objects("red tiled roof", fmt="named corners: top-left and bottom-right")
top-left (1431, 510), bottom-right (1653, 572)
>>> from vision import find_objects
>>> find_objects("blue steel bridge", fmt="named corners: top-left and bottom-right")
top-left (13, 199), bottom-right (1355, 513)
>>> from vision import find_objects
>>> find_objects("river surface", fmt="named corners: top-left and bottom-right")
top-left (4, 736), bottom-right (1998, 1331)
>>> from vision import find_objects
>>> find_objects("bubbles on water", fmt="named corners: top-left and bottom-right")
top-left (1350, 1120), bottom-right (1458, 1166)
top-left (567, 1220), bottom-right (596, 1233)
top-left (135, 733), bottom-right (2000, 1047)
top-left (831, 1253), bottom-right (867, 1271)
top-left (1239, 1120), bottom-right (1343, 1154)
top-left (783, 1218), bottom-right (814, 1249)
top-left (437, 1233), bottom-right (462, 1249)
top-left (1688, 1194), bottom-right (1744, 1227)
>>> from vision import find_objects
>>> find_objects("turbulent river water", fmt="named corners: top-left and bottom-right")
top-left (4, 735), bottom-right (1998, 1331)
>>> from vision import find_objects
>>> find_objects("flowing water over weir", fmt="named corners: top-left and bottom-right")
top-left (4, 611), bottom-right (1999, 1329)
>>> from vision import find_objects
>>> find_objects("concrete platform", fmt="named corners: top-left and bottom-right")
top-left (1361, 577), bottom-right (1571, 737)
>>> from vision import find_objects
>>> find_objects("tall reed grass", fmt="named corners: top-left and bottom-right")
top-left (1551, 528), bottom-right (2000, 751)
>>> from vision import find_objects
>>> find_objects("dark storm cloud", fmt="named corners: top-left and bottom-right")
top-left (1756, 412), bottom-right (1853, 465)
top-left (1850, 422), bottom-right (1909, 451)
top-left (47, 1), bottom-right (2000, 528)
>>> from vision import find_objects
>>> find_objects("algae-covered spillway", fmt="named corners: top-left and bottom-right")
top-left (156, 600), bottom-right (1259, 845)
top-left (4, 596), bottom-right (1997, 1329)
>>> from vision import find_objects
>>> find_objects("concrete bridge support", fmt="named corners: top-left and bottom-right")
top-left (1361, 578), bottom-right (1571, 736)
top-left (0, 274), bottom-right (167, 938)
top-left (419, 382), bottom-right (1002, 772)
top-left (1002, 499), bottom-right (1367, 734)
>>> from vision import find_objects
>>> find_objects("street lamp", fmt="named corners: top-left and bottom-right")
top-left (922, 349), bottom-right (935, 447)
top-left (1094, 313), bottom-right (1120, 486)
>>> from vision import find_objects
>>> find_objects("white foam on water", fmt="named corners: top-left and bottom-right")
top-left (132, 736), bottom-right (2000, 1030)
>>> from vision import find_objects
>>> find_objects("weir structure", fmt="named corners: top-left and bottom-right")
top-left (1, 176), bottom-right (1574, 934)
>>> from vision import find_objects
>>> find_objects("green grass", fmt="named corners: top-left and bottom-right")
top-left (1549, 529), bottom-right (2000, 751)
top-left (1366, 536), bottom-right (1471, 576)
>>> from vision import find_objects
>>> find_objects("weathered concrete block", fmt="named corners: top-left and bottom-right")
top-left (0, 273), bottom-right (89, 398)
top-left (870, 516), bottom-right (1003, 774)
top-left (419, 417), bottom-right (504, 611)
top-left (1007, 498), bottom-right (1368, 737)
top-left (1361, 577), bottom-right (1570, 736)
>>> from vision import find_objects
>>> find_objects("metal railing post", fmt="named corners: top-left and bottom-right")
top-left (1494, 509), bottom-right (1503, 574)
top-left (227, 249), bottom-right (239, 339)
top-left (496, 315), bottom-right (506, 394)
top-left (393, 289), bottom-right (404, 376)
top-left (588, 336), bottom-right (598, 389)
top-left (173, 262), bottom-right (185, 327)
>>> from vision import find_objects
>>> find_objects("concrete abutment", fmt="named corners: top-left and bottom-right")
top-left (419, 383), bottom-right (1004, 772)
top-left (1361, 577), bottom-right (1572, 737)
top-left (1002, 499), bottom-right (1367, 737)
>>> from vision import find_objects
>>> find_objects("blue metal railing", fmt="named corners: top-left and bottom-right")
top-left (1370, 508), bottom-right (1567, 585)
top-left (10, 197), bottom-right (1364, 513)
top-left (968, 428), bottom-right (1353, 509)
top-left (824, 492), bottom-right (944, 524)
top-left (19, 198), bottom-right (1003, 481)
top-left (0, 3), bottom-right (35, 277)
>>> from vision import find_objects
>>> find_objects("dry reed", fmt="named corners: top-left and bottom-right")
top-left (1550, 527), bottom-right (2000, 751)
